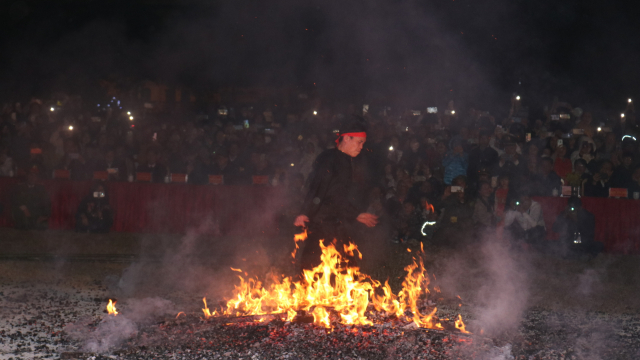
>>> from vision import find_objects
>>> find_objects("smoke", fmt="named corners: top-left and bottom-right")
top-left (65, 297), bottom-right (175, 353)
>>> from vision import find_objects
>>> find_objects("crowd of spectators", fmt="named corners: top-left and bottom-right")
top-left (0, 94), bottom-right (637, 253)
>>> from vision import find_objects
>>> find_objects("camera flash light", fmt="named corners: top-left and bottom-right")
top-left (50, 107), bottom-right (54, 112)
top-left (313, 111), bottom-right (317, 115)
top-left (68, 125), bottom-right (73, 130)
top-left (451, 110), bottom-right (456, 115)
top-left (129, 116), bottom-right (134, 121)
top-left (516, 95), bottom-right (521, 101)
top-left (629, 99), bottom-right (633, 103)
top-left (621, 113), bottom-right (626, 118)
top-left (597, 127), bottom-right (602, 132)
top-left (389, 146), bottom-right (394, 151)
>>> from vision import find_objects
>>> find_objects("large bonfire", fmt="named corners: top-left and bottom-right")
top-left (201, 231), bottom-right (469, 333)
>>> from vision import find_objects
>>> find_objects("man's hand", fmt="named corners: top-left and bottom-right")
top-left (294, 215), bottom-right (309, 227)
top-left (19, 205), bottom-right (31, 218)
top-left (592, 173), bottom-right (601, 184)
top-left (356, 213), bottom-right (378, 227)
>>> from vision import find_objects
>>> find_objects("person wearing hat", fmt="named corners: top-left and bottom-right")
top-left (294, 116), bottom-right (378, 270)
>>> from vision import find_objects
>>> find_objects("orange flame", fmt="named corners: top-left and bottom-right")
top-left (206, 231), bottom-right (468, 332)
top-left (455, 314), bottom-right (470, 334)
top-left (106, 299), bottom-right (118, 316)
top-left (291, 229), bottom-right (308, 259)
top-left (202, 297), bottom-right (217, 318)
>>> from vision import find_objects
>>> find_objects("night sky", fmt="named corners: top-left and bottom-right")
top-left (1, 0), bottom-right (638, 111)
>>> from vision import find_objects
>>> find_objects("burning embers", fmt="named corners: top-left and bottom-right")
top-left (199, 231), bottom-right (469, 333)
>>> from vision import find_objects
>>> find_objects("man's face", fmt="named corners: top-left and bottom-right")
top-left (541, 160), bottom-right (553, 175)
top-left (341, 135), bottom-right (366, 157)
top-left (601, 163), bottom-right (614, 176)
top-left (479, 135), bottom-right (489, 147)
top-left (479, 183), bottom-right (492, 198)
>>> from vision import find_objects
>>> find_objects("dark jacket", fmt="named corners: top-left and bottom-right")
top-left (300, 149), bottom-right (366, 224)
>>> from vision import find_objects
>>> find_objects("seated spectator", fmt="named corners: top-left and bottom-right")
top-left (472, 181), bottom-right (496, 230)
top-left (534, 157), bottom-right (562, 196)
top-left (491, 139), bottom-right (523, 187)
top-left (395, 200), bottom-right (424, 242)
top-left (188, 147), bottom-right (214, 185)
top-left (504, 193), bottom-right (546, 249)
top-left (467, 130), bottom-right (499, 185)
top-left (552, 197), bottom-right (603, 257)
top-left (552, 144), bottom-right (572, 180)
top-left (433, 176), bottom-right (474, 247)
top-left (571, 138), bottom-right (596, 173)
top-left (584, 160), bottom-right (614, 197)
top-left (0, 146), bottom-right (14, 176)
top-left (75, 183), bottom-right (113, 233)
top-left (611, 153), bottom-right (634, 188)
top-left (442, 138), bottom-right (468, 185)
top-left (11, 169), bottom-right (50, 230)
top-left (102, 149), bottom-right (127, 181)
top-left (57, 140), bottom-right (87, 180)
top-left (493, 174), bottom-right (512, 224)
top-left (565, 159), bottom-right (590, 188)
top-left (627, 166), bottom-right (640, 199)
top-left (137, 149), bottom-right (168, 183)
top-left (210, 152), bottom-right (242, 185)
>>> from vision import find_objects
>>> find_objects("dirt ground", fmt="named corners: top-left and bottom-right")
top-left (1, 228), bottom-right (640, 359)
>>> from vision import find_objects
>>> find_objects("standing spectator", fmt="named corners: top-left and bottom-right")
top-left (11, 169), bottom-right (50, 230)
top-left (442, 138), bottom-right (468, 185)
top-left (75, 183), bottom-right (113, 233)
top-left (584, 161), bottom-right (614, 197)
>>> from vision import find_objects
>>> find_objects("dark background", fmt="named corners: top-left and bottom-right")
top-left (0, 0), bottom-right (638, 112)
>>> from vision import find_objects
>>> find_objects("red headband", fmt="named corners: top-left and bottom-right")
top-left (335, 132), bottom-right (366, 145)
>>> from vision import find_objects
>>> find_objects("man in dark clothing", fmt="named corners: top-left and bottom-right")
top-left (11, 170), bottom-right (51, 230)
top-left (294, 117), bottom-right (378, 270)
top-left (552, 197), bottom-right (603, 257)
top-left (137, 149), bottom-right (168, 183)
top-left (584, 161), bottom-right (614, 197)
top-left (467, 131), bottom-right (499, 184)
top-left (535, 157), bottom-right (563, 196)
top-left (611, 153), bottom-right (634, 188)
top-left (210, 152), bottom-right (242, 185)
top-left (433, 176), bottom-right (474, 247)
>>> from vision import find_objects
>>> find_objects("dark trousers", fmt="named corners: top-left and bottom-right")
top-left (13, 211), bottom-right (48, 230)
